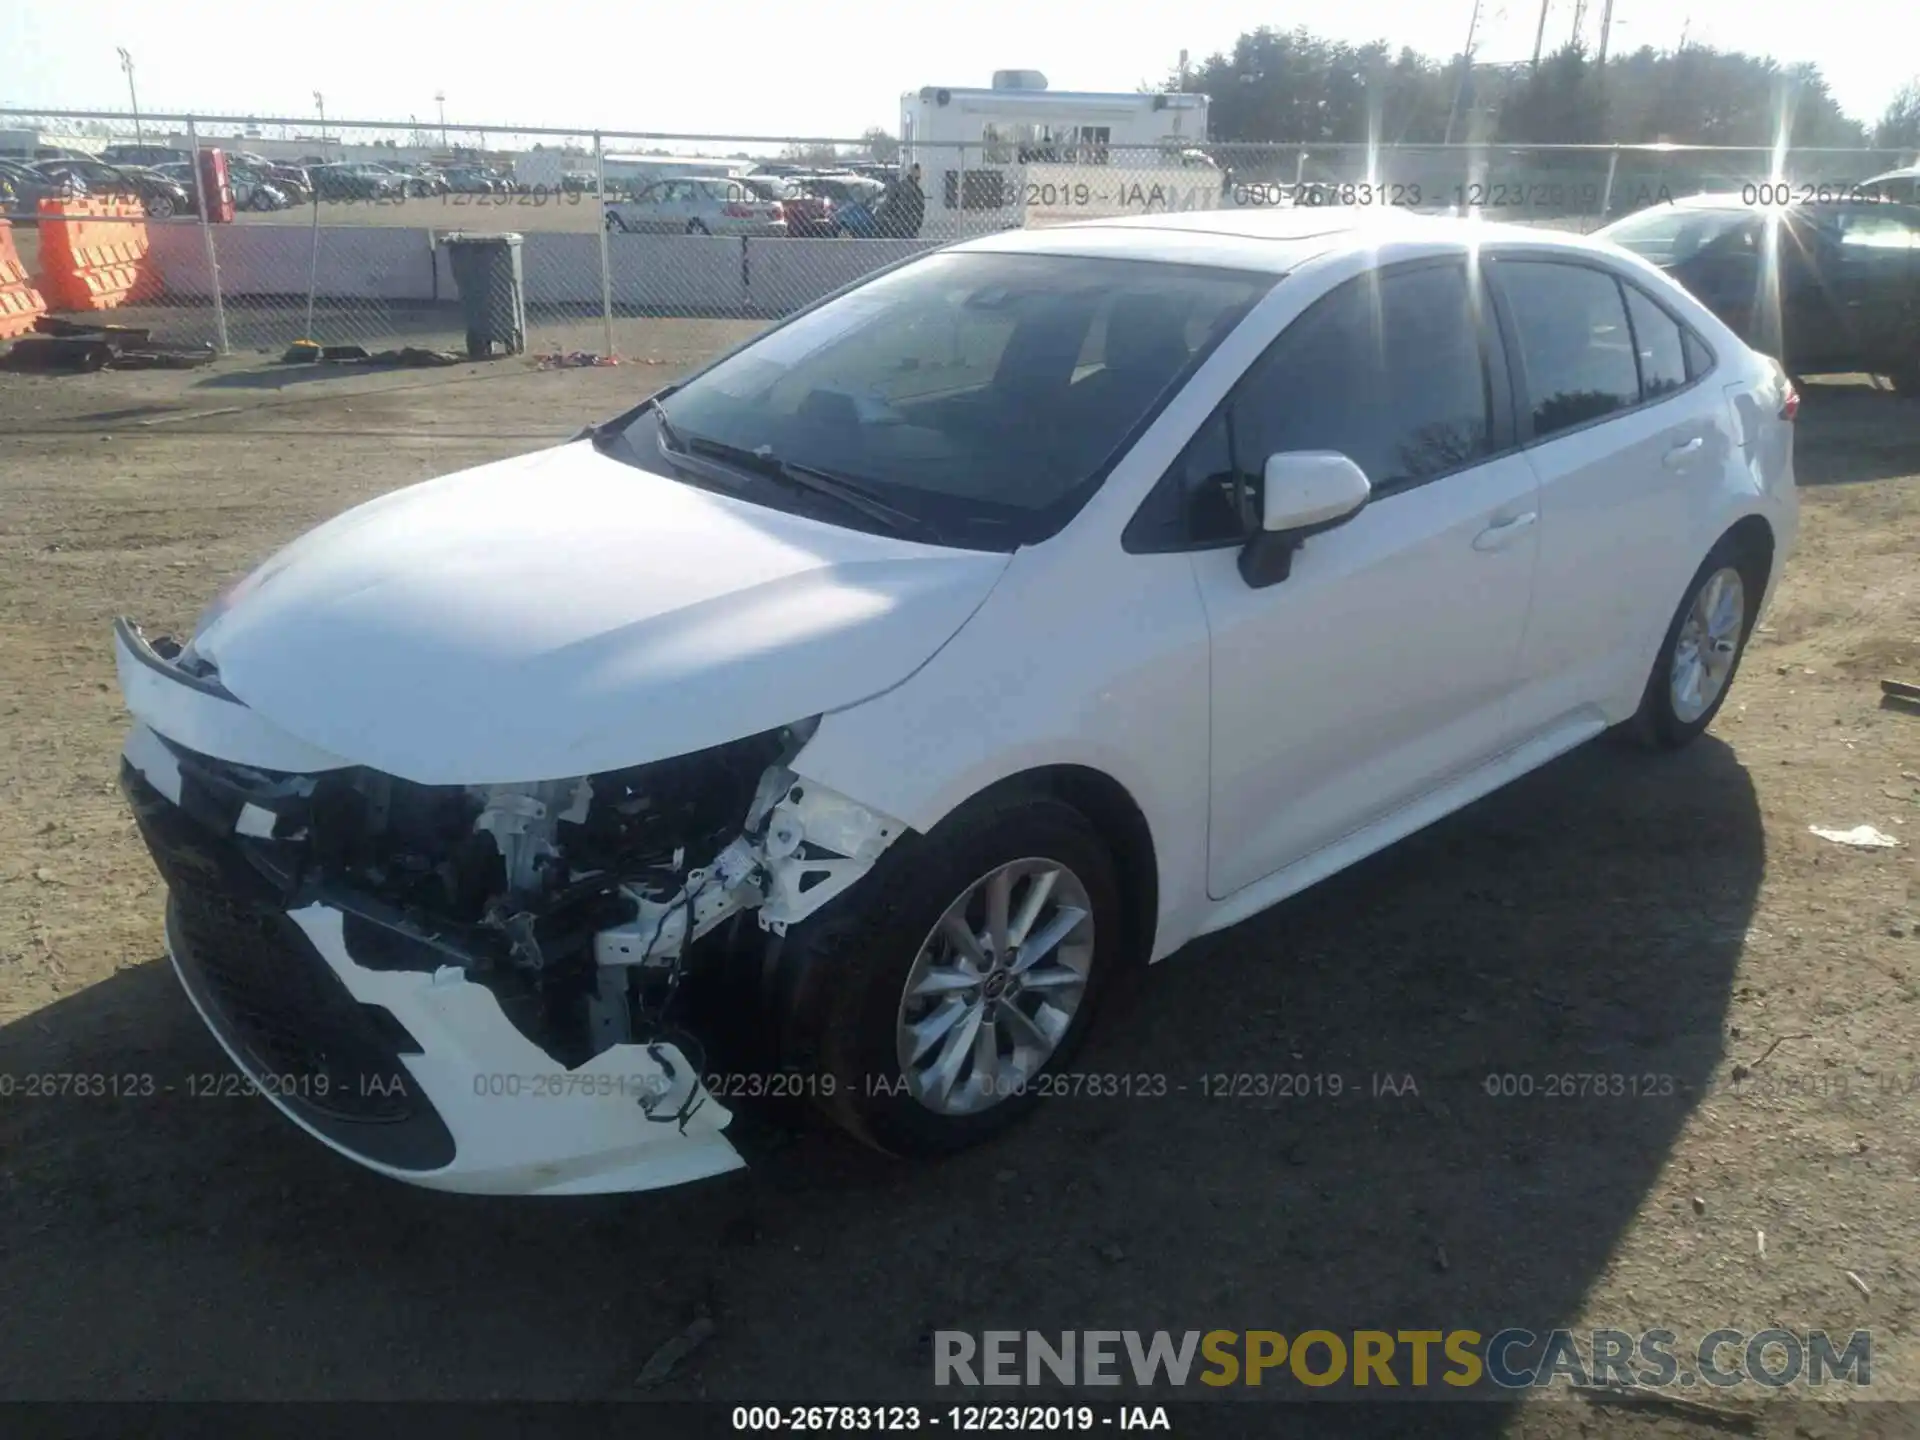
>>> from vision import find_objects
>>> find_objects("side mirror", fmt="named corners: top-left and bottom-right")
top-left (1239, 451), bottom-right (1372, 589)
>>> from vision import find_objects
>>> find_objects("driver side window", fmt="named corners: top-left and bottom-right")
top-left (1125, 260), bottom-right (1494, 552)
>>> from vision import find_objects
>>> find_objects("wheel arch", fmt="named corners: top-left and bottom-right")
top-left (937, 764), bottom-right (1160, 972)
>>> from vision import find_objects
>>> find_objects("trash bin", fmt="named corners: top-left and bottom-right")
top-left (443, 232), bottom-right (527, 358)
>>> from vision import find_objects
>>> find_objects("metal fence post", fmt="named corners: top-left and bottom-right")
top-left (1294, 147), bottom-right (1308, 193)
top-left (594, 131), bottom-right (614, 358)
top-left (185, 117), bottom-right (230, 355)
top-left (1599, 145), bottom-right (1620, 224)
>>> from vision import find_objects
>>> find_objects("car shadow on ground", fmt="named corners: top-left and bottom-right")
top-left (1793, 383), bottom-right (1920, 486)
top-left (0, 735), bottom-right (1760, 1424)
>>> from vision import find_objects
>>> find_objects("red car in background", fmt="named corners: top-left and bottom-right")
top-left (740, 174), bottom-right (835, 236)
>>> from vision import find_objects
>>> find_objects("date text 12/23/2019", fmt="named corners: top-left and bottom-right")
top-left (731, 1404), bottom-right (1170, 1432)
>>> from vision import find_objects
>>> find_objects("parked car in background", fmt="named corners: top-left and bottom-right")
top-left (156, 160), bottom-right (291, 212)
top-left (0, 157), bottom-right (78, 218)
top-left (603, 175), bottom-right (787, 235)
top-left (381, 163), bottom-right (448, 197)
top-left (229, 153), bottom-right (313, 201)
top-left (441, 166), bottom-right (506, 195)
top-left (738, 174), bottom-right (835, 236)
top-left (101, 143), bottom-right (191, 168)
top-left (237, 160), bottom-right (310, 205)
top-left (33, 159), bottom-right (194, 218)
top-left (791, 172), bottom-right (886, 236)
top-left (561, 170), bottom-right (597, 194)
top-left (1855, 166), bottom-right (1920, 205)
top-left (1597, 194), bottom-right (1920, 393)
top-left (307, 163), bottom-right (405, 202)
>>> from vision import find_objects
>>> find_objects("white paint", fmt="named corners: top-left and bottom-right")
top-left (122, 206), bottom-right (1801, 1191)
top-left (188, 441), bottom-right (1012, 784)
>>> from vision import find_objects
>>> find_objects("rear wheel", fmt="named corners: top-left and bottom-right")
top-left (686, 219), bottom-right (710, 235)
top-left (1625, 535), bottom-right (1766, 750)
top-left (146, 193), bottom-right (175, 219)
top-left (769, 792), bottom-right (1121, 1158)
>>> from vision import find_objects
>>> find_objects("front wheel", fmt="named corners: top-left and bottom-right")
top-left (772, 793), bottom-right (1121, 1158)
top-left (686, 219), bottom-right (710, 235)
top-left (146, 194), bottom-right (175, 219)
top-left (1625, 536), bottom-right (1765, 749)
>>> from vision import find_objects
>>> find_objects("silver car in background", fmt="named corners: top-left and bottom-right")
top-left (604, 175), bottom-right (787, 235)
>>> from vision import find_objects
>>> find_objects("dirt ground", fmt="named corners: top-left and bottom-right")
top-left (0, 339), bottom-right (1915, 1436)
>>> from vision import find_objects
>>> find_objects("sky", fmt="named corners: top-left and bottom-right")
top-left (2, 0), bottom-right (1912, 142)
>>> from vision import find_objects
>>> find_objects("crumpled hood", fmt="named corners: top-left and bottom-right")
top-left (192, 441), bottom-right (1010, 784)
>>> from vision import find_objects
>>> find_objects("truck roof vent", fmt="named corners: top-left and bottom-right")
top-left (991, 70), bottom-right (1049, 91)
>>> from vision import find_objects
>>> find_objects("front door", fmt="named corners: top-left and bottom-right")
top-left (1194, 259), bottom-right (1541, 898)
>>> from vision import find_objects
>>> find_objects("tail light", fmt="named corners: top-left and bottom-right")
top-left (1779, 380), bottom-right (1799, 422)
top-left (770, 201), bottom-right (785, 221)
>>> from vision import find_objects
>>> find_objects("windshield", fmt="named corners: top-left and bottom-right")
top-left (1602, 206), bottom-right (1762, 265)
top-left (615, 251), bottom-right (1273, 550)
top-left (741, 176), bottom-right (792, 199)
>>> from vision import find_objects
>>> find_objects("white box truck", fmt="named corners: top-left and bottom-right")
top-left (900, 71), bottom-right (1218, 235)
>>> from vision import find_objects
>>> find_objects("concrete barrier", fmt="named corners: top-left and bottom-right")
top-left (140, 225), bottom-right (936, 317)
top-left (148, 223), bottom-right (441, 301)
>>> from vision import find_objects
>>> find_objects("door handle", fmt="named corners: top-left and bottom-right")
top-left (1472, 510), bottom-right (1538, 551)
top-left (1663, 436), bottom-right (1706, 468)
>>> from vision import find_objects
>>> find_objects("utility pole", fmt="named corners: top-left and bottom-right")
top-left (1443, 0), bottom-right (1484, 144)
top-left (435, 91), bottom-right (448, 147)
top-left (1532, 0), bottom-right (1553, 66)
top-left (1570, 0), bottom-right (1588, 49)
top-left (116, 47), bottom-right (142, 144)
top-left (1597, 0), bottom-right (1616, 64)
top-left (313, 91), bottom-right (327, 157)
top-left (1177, 49), bottom-right (1189, 92)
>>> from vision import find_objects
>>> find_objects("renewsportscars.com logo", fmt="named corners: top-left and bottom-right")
top-left (934, 1329), bottom-right (1873, 1392)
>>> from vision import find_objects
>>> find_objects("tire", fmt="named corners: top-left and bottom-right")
top-left (686, 219), bottom-right (710, 235)
top-left (1890, 359), bottom-right (1920, 397)
top-left (146, 194), bottom-right (175, 219)
top-left (770, 791), bottom-right (1122, 1158)
top-left (1624, 534), bottom-right (1767, 750)
top-left (605, 212), bottom-right (626, 233)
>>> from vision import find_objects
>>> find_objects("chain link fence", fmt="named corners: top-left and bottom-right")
top-left (3, 106), bottom-right (1910, 361)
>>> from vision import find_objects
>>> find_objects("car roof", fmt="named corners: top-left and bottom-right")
top-left (957, 206), bottom-right (1602, 274)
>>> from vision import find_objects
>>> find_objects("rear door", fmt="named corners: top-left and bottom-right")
top-left (1489, 255), bottom-right (1734, 736)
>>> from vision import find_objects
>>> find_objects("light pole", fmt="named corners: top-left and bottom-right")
top-left (313, 90), bottom-right (327, 156)
top-left (435, 91), bottom-right (448, 148)
top-left (117, 47), bottom-right (143, 144)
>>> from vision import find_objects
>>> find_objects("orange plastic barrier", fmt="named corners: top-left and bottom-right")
top-left (0, 218), bottom-right (48, 339)
top-left (35, 197), bottom-right (155, 312)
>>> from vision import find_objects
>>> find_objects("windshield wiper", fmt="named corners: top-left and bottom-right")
top-left (577, 387), bottom-right (684, 450)
top-left (679, 435), bottom-right (937, 542)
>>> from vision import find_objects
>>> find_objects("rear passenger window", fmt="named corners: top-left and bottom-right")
top-left (1623, 285), bottom-right (1688, 398)
top-left (1498, 261), bottom-right (1640, 439)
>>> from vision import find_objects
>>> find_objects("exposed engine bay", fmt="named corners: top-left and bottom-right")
top-left (127, 699), bottom-right (902, 1078)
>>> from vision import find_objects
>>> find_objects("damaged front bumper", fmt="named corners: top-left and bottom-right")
top-left (114, 619), bottom-right (902, 1196)
top-left (125, 743), bottom-right (742, 1196)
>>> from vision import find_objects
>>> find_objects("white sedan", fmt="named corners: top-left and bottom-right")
top-left (603, 175), bottom-right (787, 236)
top-left (114, 207), bottom-right (1796, 1195)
